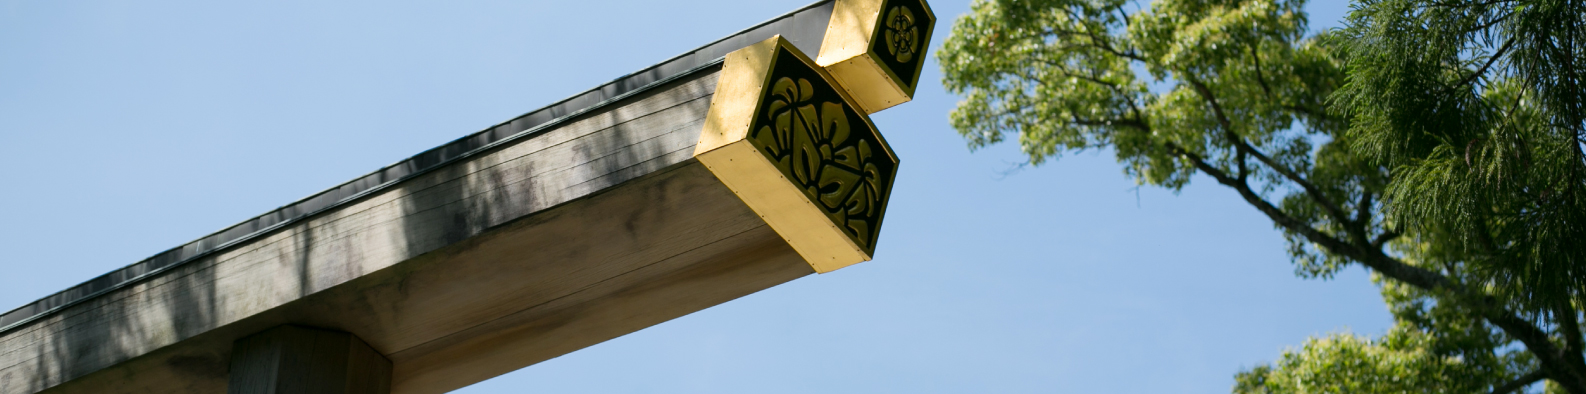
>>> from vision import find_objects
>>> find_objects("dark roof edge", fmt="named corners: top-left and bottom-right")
top-left (0, 0), bottom-right (836, 335)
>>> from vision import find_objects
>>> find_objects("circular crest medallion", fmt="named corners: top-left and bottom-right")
top-left (882, 6), bottom-right (919, 64)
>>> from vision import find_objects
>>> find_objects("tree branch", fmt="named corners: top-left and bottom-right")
top-left (1034, 59), bottom-right (1123, 88)
top-left (1429, 0), bottom-right (1517, 9)
top-left (1164, 142), bottom-right (1364, 260)
top-left (1490, 370), bottom-right (1545, 394)
top-left (1446, 36), bottom-right (1517, 95)
top-left (1071, 116), bottom-right (1148, 131)
top-left (1485, 310), bottom-right (1586, 393)
top-left (1462, 10), bottom-right (1516, 35)
top-left (1182, 75), bottom-right (1358, 230)
top-left (1081, 26), bottom-right (1145, 63)
top-left (1164, 138), bottom-right (1585, 394)
top-left (1355, 192), bottom-right (1374, 227)
top-left (1249, 43), bottom-right (1274, 99)
top-left (1282, 104), bottom-right (1319, 117)
top-left (1113, 4), bottom-right (1131, 30)
top-left (1371, 229), bottom-right (1400, 249)
top-left (1032, 26), bottom-right (1147, 63)
top-left (1237, 147), bottom-right (1250, 182)
top-left (1022, 24), bottom-right (1583, 389)
top-left (1559, 302), bottom-right (1584, 355)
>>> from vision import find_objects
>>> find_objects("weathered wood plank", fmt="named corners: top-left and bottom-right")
top-left (227, 326), bottom-right (392, 394)
top-left (0, 71), bottom-right (722, 372)
top-left (390, 225), bottom-right (808, 394)
top-left (27, 161), bottom-right (811, 394)
top-left (0, 69), bottom-right (740, 394)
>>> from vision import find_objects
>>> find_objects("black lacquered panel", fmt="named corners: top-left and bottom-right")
top-left (868, 0), bottom-right (933, 92)
top-left (746, 47), bottom-right (896, 255)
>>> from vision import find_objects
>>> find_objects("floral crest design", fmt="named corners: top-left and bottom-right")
top-left (882, 5), bottom-right (920, 64)
top-left (749, 77), bottom-right (888, 250)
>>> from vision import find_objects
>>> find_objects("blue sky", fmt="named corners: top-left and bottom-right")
top-left (0, 0), bottom-right (1375, 392)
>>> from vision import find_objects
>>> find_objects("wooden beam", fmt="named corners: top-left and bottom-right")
top-left (227, 326), bottom-right (391, 394)
top-left (3, 68), bottom-right (743, 394)
top-left (0, 1), bottom-right (937, 392)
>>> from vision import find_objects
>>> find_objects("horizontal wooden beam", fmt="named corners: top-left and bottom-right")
top-left (4, 66), bottom-right (804, 394)
top-left (0, 1), bottom-right (935, 393)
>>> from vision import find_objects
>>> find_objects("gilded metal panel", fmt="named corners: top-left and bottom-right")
top-left (746, 46), bottom-right (895, 256)
top-left (814, 0), bottom-right (936, 114)
top-left (696, 36), bottom-right (898, 273)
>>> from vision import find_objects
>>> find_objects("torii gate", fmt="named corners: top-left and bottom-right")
top-left (0, 1), bottom-right (936, 393)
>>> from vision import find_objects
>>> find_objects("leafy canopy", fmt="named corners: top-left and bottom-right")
top-left (939, 0), bottom-right (1585, 392)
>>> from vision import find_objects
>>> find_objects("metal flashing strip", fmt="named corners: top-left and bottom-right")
top-left (0, 0), bottom-right (836, 335)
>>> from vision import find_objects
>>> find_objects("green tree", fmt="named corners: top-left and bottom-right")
top-left (937, 0), bottom-right (1585, 392)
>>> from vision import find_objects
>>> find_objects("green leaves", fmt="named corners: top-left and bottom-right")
top-left (939, 0), bottom-right (1337, 187)
top-left (940, 0), bottom-right (1585, 392)
top-left (1234, 326), bottom-right (1527, 394)
top-left (1336, 0), bottom-right (1586, 315)
top-left (940, 0), bottom-right (1365, 265)
top-left (940, 0), bottom-right (1146, 165)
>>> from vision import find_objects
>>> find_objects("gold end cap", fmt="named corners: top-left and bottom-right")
top-left (814, 0), bottom-right (937, 114)
top-left (695, 35), bottom-right (900, 273)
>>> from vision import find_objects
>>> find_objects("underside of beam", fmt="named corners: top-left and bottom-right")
top-left (228, 326), bottom-right (391, 394)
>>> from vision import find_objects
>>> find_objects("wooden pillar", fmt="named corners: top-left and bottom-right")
top-left (227, 325), bottom-right (392, 394)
